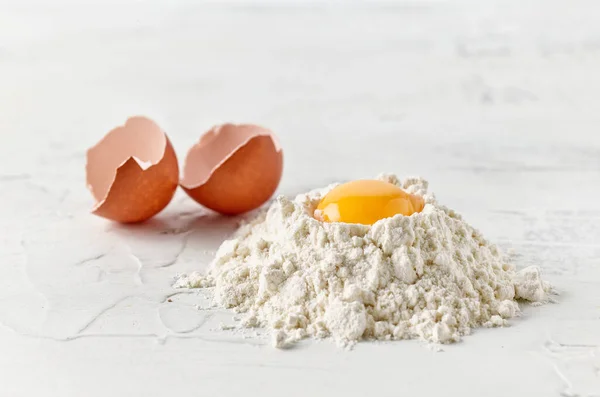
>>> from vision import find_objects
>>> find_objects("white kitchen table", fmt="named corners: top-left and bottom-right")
top-left (1, 1), bottom-right (599, 396)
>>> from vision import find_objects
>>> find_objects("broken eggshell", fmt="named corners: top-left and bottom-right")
top-left (86, 116), bottom-right (179, 223)
top-left (180, 124), bottom-right (283, 215)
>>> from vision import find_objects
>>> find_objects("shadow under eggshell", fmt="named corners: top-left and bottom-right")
top-left (86, 117), bottom-right (179, 223)
top-left (181, 126), bottom-right (283, 215)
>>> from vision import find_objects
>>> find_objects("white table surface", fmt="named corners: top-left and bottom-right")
top-left (1, 1), bottom-right (599, 396)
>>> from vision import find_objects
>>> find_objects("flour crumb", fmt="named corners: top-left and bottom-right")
top-left (514, 266), bottom-right (553, 303)
top-left (219, 323), bottom-right (237, 331)
top-left (176, 175), bottom-right (553, 348)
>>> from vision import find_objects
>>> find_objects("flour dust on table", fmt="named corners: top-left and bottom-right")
top-left (175, 174), bottom-right (553, 348)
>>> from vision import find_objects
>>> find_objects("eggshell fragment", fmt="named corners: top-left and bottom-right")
top-left (180, 124), bottom-right (283, 215)
top-left (86, 116), bottom-right (179, 223)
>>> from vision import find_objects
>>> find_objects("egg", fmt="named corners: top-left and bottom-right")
top-left (314, 180), bottom-right (424, 225)
top-left (180, 124), bottom-right (283, 215)
top-left (86, 116), bottom-right (179, 223)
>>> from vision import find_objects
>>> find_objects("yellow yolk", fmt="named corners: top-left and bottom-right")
top-left (315, 180), bottom-right (424, 225)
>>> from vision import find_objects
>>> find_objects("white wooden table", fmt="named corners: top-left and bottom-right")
top-left (1, 1), bottom-right (599, 396)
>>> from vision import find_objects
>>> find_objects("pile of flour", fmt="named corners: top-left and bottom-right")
top-left (176, 174), bottom-right (552, 348)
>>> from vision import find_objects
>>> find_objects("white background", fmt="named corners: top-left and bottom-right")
top-left (1, 1), bottom-right (599, 396)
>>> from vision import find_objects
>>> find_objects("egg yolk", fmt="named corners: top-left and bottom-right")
top-left (314, 180), bottom-right (424, 225)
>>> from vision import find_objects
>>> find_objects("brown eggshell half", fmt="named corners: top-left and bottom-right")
top-left (180, 124), bottom-right (283, 215)
top-left (86, 116), bottom-right (179, 223)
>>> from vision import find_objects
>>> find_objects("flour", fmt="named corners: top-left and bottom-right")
top-left (176, 174), bottom-right (553, 348)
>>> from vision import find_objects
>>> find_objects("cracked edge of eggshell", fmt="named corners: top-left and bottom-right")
top-left (180, 123), bottom-right (282, 190)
